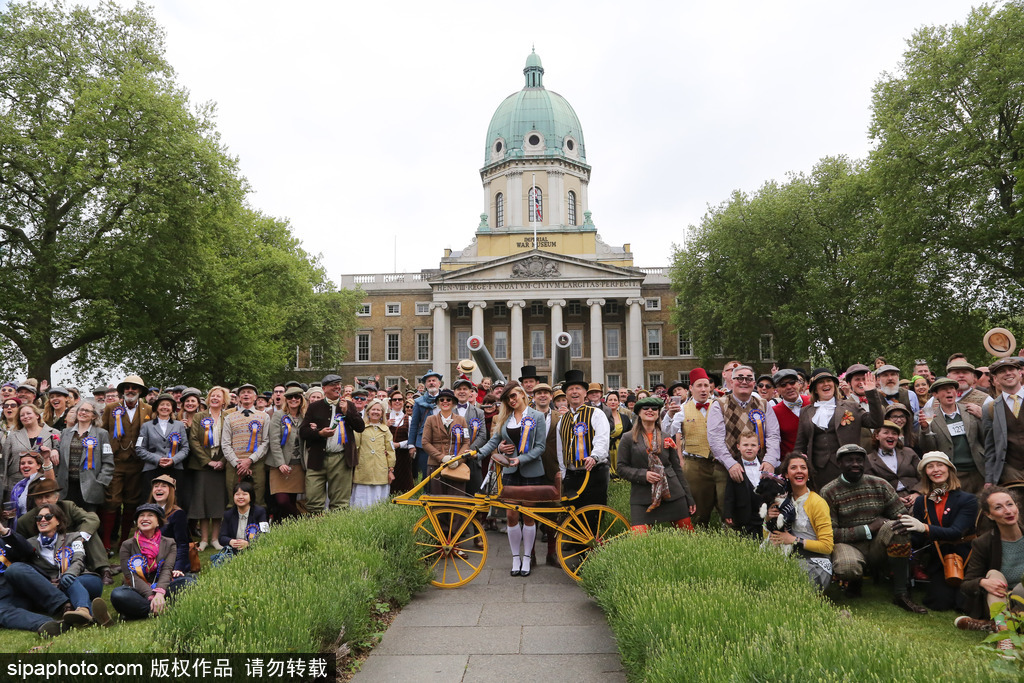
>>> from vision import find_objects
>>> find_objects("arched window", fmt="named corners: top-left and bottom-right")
top-left (495, 193), bottom-right (504, 228)
top-left (567, 190), bottom-right (577, 226)
top-left (528, 186), bottom-right (543, 223)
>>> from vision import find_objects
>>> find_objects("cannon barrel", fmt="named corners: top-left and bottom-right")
top-left (552, 331), bottom-right (573, 386)
top-left (467, 335), bottom-right (506, 384)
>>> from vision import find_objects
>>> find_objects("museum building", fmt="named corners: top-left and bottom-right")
top-left (314, 52), bottom-right (761, 390)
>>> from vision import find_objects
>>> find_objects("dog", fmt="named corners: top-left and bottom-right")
top-left (754, 473), bottom-right (796, 555)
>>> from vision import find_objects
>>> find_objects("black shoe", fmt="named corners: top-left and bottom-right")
top-left (545, 554), bottom-right (557, 566)
top-left (37, 620), bottom-right (64, 637)
top-left (892, 593), bottom-right (927, 614)
top-left (843, 579), bottom-right (863, 598)
top-left (510, 555), bottom-right (521, 577)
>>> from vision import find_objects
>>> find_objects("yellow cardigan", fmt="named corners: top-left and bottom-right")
top-left (800, 491), bottom-right (834, 556)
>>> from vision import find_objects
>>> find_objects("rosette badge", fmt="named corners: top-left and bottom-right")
top-left (56, 546), bottom-right (74, 574)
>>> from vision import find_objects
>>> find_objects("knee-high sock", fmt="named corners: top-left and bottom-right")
top-left (521, 524), bottom-right (537, 572)
top-left (508, 523), bottom-right (523, 572)
top-left (99, 510), bottom-right (118, 551)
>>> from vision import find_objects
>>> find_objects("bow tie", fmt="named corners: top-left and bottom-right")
top-left (242, 409), bottom-right (252, 416)
top-left (458, 404), bottom-right (468, 410)
top-left (695, 402), bottom-right (709, 411)
top-left (742, 460), bottom-right (759, 467)
top-left (784, 400), bottom-right (802, 410)
top-left (882, 450), bottom-right (895, 458)
top-left (858, 396), bottom-right (868, 404)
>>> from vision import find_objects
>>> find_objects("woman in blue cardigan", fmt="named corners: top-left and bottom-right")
top-left (212, 481), bottom-right (268, 565)
top-left (899, 451), bottom-right (978, 611)
top-left (474, 382), bottom-right (547, 577)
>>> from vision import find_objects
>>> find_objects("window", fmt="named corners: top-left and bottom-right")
top-left (356, 333), bottom-right (370, 362)
top-left (567, 190), bottom-right (577, 226)
top-left (531, 330), bottom-right (545, 359)
top-left (605, 328), bottom-right (620, 357)
top-left (415, 302), bottom-right (430, 315)
top-left (310, 345), bottom-right (323, 368)
top-left (678, 332), bottom-right (693, 357)
top-left (715, 340), bottom-right (725, 357)
top-left (567, 301), bottom-right (582, 316)
top-left (760, 334), bottom-right (775, 361)
top-left (385, 376), bottom-right (403, 390)
top-left (530, 301), bottom-right (544, 317)
top-left (603, 301), bottom-right (619, 316)
top-left (492, 302), bottom-right (508, 318)
top-left (678, 371), bottom-right (691, 387)
top-left (647, 327), bottom-right (662, 357)
top-left (645, 297), bottom-right (661, 311)
top-left (606, 374), bottom-right (621, 390)
top-left (385, 302), bottom-right (401, 316)
top-left (495, 192), bottom-right (504, 228)
top-left (386, 332), bottom-right (400, 361)
top-left (648, 372), bottom-right (664, 388)
top-left (528, 186), bottom-right (543, 223)
top-left (569, 329), bottom-right (583, 359)
top-left (456, 303), bottom-right (470, 318)
top-left (357, 303), bottom-right (371, 317)
top-left (456, 330), bottom-right (470, 361)
top-left (494, 330), bottom-right (508, 359)
top-left (417, 332), bottom-right (431, 361)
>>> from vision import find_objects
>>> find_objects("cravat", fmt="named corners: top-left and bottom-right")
top-left (1012, 395), bottom-right (1021, 418)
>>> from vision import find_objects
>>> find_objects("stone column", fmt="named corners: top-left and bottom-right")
top-left (508, 171), bottom-right (523, 227)
top-left (626, 297), bottom-right (645, 390)
top-left (548, 170), bottom-right (564, 227)
top-left (587, 299), bottom-right (606, 387)
top-left (468, 301), bottom-right (487, 383)
top-left (430, 302), bottom-right (450, 385)
top-left (508, 300), bottom-right (526, 381)
top-left (547, 299), bottom-right (566, 383)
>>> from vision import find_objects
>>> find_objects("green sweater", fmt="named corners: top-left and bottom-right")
top-left (820, 474), bottom-right (903, 544)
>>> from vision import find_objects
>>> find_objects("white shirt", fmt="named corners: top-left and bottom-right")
top-left (124, 403), bottom-right (138, 423)
top-left (1002, 388), bottom-right (1024, 409)
top-left (707, 396), bottom-right (782, 470)
top-left (157, 418), bottom-right (170, 436)
top-left (555, 404), bottom-right (611, 475)
top-left (741, 458), bottom-right (761, 487)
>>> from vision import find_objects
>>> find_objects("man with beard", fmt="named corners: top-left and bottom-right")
top-left (821, 444), bottom-right (925, 613)
top-left (982, 358), bottom-right (1024, 486)
top-left (874, 364), bottom-right (918, 414)
top-left (407, 370), bottom-right (443, 479)
top-left (919, 377), bottom-right (986, 493)
top-left (771, 369), bottom-right (811, 458)
top-left (100, 375), bottom-right (152, 553)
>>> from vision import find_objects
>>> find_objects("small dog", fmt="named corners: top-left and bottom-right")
top-left (755, 473), bottom-right (796, 555)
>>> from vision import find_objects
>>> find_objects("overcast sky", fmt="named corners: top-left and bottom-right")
top-left (82, 0), bottom-right (980, 276)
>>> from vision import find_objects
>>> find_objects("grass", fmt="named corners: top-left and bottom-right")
top-left (1, 503), bottom-right (429, 655)
top-left (589, 480), bottom-right (1018, 682)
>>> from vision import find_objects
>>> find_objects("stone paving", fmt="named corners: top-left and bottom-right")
top-left (353, 529), bottom-right (626, 682)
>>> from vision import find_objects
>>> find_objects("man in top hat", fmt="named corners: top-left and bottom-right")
top-left (99, 374), bottom-right (153, 553)
top-left (221, 383), bottom-right (269, 506)
top-left (982, 357), bottom-right (1024, 486)
top-left (945, 357), bottom-right (992, 419)
top-left (919, 376), bottom-right (986, 493)
top-left (771, 369), bottom-right (811, 458)
top-left (408, 370), bottom-right (443, 479)
top-left (555, 370), bottom-right (611, 510)
top-left (708, 365), bottom-right (781, 487)
top-left (519, 366), bottom-right (540, 402)
top-left (299, 374), bottom-right (365, 512)
top-left (661, 368), bottom-right (726, 527)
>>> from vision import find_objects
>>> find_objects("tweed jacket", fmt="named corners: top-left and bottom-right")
top-left (266, 411), bottom-right (303, 469)
top-left (56, 425), bottom-right (115, 505)
top-left (2, 425), bottom-right (60, 494)
top-left (961, 521), bottom-right (1024, 619)
top-left (456, 404), bottom-right (490, 452)
top-left (25, 530), bottom-right (90, 580)
top-left (864, 446), bottom-right (921, 494)
top-left (474, 407), bottom-right (548, 479)
top-left (101, 401), bottom-right (153, 464)
top-left (422, 413), bottom-right (471, 467)
top-left (136, 419), bottom-right (190, 472)
top-left (299, 399), bottom-right (364, 470)
top-left (794, 389), bottom-right (885, 475)
top-left (186, 410), bottom-right (225, 470)
top-left (617, 429), bottom-right (694, 508)
top-left (119, 534), bottom-right (176, 599)
top-left (983, 393), bottom-right (1024, 484)
top-left (407, 392), bottom-right (438, 450)
top-left (920, 408), bottom-right (987, 475)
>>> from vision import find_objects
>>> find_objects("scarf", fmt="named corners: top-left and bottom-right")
top-left (38, 532), bottom-right (57, 550)
top-left (812, 398), bottom-right (836, 430)
top-left (136, 530), bottom-right (163, 572)
top-left (928, 486), bottom-right (948, 504)
top-left (441, 414), bottom-right (453, 428)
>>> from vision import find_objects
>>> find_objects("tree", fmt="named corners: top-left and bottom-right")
top-left (0, 1), bottom-right (358, 385)
top-left (870, 1), bottom-right (1024, 318)
top-left (670, 157), bottom-right (986, 372)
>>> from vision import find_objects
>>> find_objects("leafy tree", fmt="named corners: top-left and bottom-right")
top-left (870, 1), bottom-right (1024, 316)
top-left (0, 1), bottom-right (357, 385)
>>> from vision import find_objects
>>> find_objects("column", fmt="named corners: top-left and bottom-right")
top-left (508, 171), bottom-right (523, 226)
top-left (547, 299), bottom-right (566, 383)
top-left (508, 300), bottom-right (526, 379)
top-left (587, 299), bottom-right (606, 386)
top-left (430, 302), bottom-right (450, 385)
top-left (468, 301), bottom-right (487, 383)
top-left (626, 297), bottom-right (645, 390)
top-left (548, 170), bottom-right (564, 227)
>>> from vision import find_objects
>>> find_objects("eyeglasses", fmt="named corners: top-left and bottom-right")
top-left (757, 383), bottom-right (773, 390)
top-left (36, 514), bottom-right (54, 522)
top-left (482, 404), bottom-right (496, 410)
top-left (732, 376), bottom-right (755, 383)
top-left (287, 396), bottom-right (301, 401)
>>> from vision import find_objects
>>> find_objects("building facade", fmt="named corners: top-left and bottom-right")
top-left (313, 52), bottom-right (770, 390)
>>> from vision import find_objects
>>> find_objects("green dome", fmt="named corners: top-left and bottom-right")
top-left (483, 51), bottom-right (587, 169)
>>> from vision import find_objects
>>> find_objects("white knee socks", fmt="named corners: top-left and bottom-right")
top-left (521, 523), bottom-right (537, 573)
top-left (508, 523), bottom-right (523, 572)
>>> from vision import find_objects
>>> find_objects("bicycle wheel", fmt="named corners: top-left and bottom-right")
top-left (413, 507), bottom-right (488, 588)
top-left (555, 505), bottom-right (629, 581)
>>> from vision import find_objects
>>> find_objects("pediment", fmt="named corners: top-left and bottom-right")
top-left (429, 250), bottom-right (643, 284)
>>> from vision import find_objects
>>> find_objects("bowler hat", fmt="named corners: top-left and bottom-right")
top-left (134, 503), bottom-right (166, 525)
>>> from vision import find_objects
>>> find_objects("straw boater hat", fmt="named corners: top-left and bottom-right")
top-left (983, 328), bottom-right (1017, 358)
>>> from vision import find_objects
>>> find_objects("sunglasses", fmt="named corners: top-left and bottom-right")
top-left (437, 397), bottom-right (454, 403)
top-left (36, 514), bottom-right (54, 522)
top-left (639, 406), bottom-right (659, 411)
top-left (757, 383), bottom-right (773, 390)
top-left (390, 398), bottom-right (404, 402)
top-left (483, 404), bottom-right (496, 410)
top-left (3, 403), bottom-right (17, 409)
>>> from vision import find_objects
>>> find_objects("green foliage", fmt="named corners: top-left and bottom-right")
top-left (981, 597), bottom-right (1024, 670)
top-left (158, 504), bottom-right (429, 653)
top-left (0, 1), bottom-right (358, 385)
top-left (581, 529), bottom-right (1008, 682)
top-left (871, 1), bottom-right (1024, 318)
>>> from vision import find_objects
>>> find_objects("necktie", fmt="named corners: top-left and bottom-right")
top-left (695, 402), bottom-right (709, 411)
top-left (1012, 395), bottom-right (1021, 418)
top-left (883, 450), bottom-right (895, 458)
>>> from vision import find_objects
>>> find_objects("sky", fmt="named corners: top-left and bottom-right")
top-left (52, 1), bottom-right (989, 275)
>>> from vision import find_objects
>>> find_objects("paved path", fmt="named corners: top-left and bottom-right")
top-left (354, 529), bottom-right (626, 682)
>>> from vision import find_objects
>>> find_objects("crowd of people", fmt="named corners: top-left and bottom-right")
top-left (0, 351), bottom-right (1022, 652)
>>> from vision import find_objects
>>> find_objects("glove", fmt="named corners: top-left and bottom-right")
top-left (898, 514), bottom-right (927, 533)
top-left (58, 573), bottom-right (77, 591)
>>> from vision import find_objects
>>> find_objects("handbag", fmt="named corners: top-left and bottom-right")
top-left (924, 505), bottom-right (968, 587)
top-left (440, 458), bottom-right (471, 482)
top-left (188, 542), bottom-right (202, 573)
